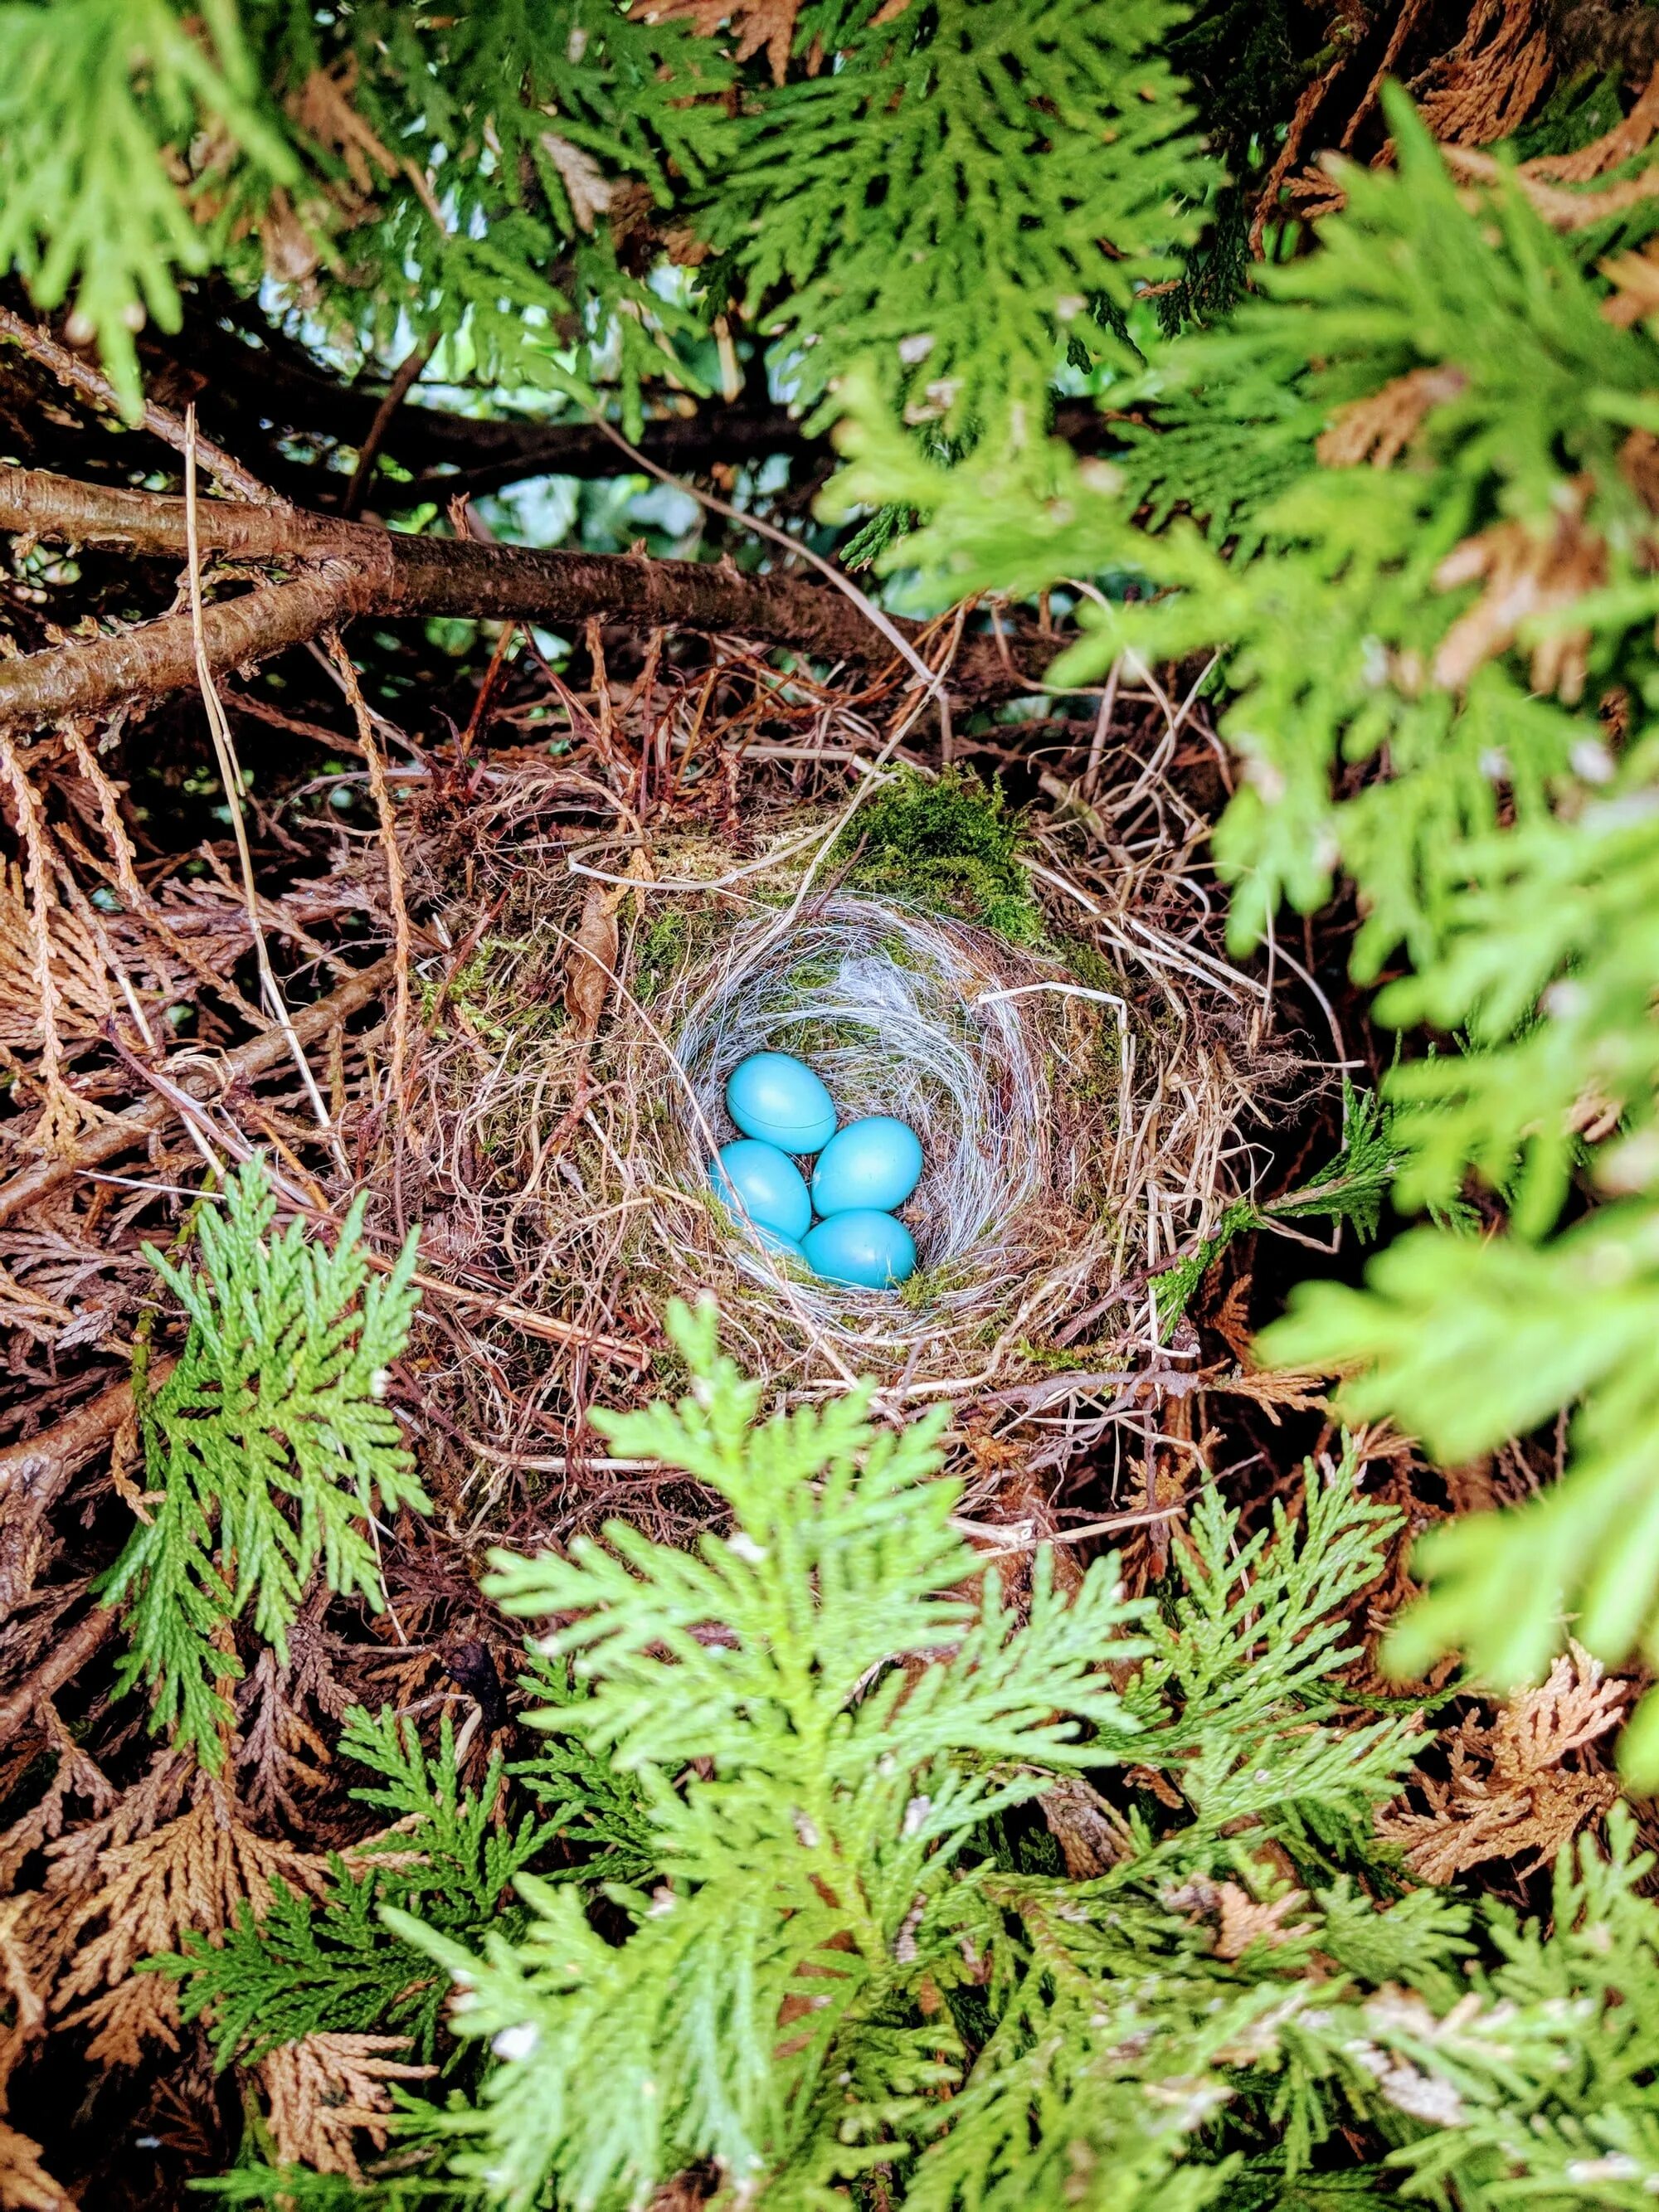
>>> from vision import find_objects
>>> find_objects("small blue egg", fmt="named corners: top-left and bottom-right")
top-left (811, 1116), bottom-right (923, 1218)
top-left (710, 1140), bottom-right (811, 1242)
top-left (726, 1052), bottom-right (837, 1155)
top-left (803, 1208), bottom-right (918, 1290)
top-left (753, 1224), bottom-right (807, 1264)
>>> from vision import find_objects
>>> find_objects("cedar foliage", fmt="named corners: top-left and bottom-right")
top-left (99, 1160), bottom-right (426, 1770)
top-left (163, 1307), bottom-right (1659, 2210)
top-left (825, 59), bottom-right (1659, 1780)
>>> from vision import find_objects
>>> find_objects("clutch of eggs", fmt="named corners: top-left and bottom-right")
top-left (714, 1051), bottom-right (922, 1288)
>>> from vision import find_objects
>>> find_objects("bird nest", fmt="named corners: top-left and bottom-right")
top-left (400, 769), bottom-right (1280, 1487)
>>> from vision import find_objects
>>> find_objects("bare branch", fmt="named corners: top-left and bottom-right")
top-left (0, 464), bottom-right (1056, 725)
top-left (0, 1603), bottom-right (119, 1735)
top-left (0, 568), bottom-right (364, 728)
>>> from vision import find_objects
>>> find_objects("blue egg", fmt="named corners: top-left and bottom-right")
top-left (810, 1116), bottom-right (924, 1218)
top-left (803, 1209), bottom-right (918, 1290)
top-left (753, 1224), bottom-right (807, 1264)
top-left (710, 1140), bottom-right (811, 1242)
top-left (726, 1052), bottom-right (837, 1155)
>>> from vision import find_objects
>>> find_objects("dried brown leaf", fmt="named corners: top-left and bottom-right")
top-left (1316, 367), bottom-right (1467, 469)
top-left (1379, 1642), bottom-right (1626, 1882)
top-left (1038, 1775), bottom-right (1127, 1877)
top-left (1602, 241), bottom-right (1659, 326)
top-left (1211, 1881), bottom-right (1313, 1961)
top-left (565, 881), bottom-right (620, 1043)
top-left (1433, 484), bottom-right (1606, 702)
top-left (260, 2034), bottom-right (435, 2180)
top-left (1413, 0), bottom-right (1552, 147)
top-left (289, 63), bottom-right (401, 200)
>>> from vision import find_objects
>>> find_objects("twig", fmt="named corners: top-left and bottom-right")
top-left (0, 1605), bottom-right (119, 1737)
top-left (0, 568), bottom-right (361, 728)
top-left (0, 1369), bottom-right (160, 1612)
top-left (0, 952), bottom-right (398, 1227)
top-left (586, 415), bottom-right (944, 697)
top-left (183, 411), bottom-right (339, 1151)
top-left (0, 1373), bottom-right (136, 1505)
top-left (324, 634), bottom-right (412, 1135)
top-left (0, 465), bottom-right (1058, 728)
top-left (343, 334), bottom-right (439, 519)
top-left (104, 1028), bottom-right (653, 1372)
top-left (0, 304), bottom-right (285, 507)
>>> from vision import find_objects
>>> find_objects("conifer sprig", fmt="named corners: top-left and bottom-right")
top-left (825, 85), bottom-right (1659, 1782)
top-left (97, 1158), bottom-right (426, 1767)
top-left (168, 1709), bottom-right (551, 2065)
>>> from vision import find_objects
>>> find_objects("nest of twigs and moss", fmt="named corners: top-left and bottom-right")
top-left (395, 760), bottom-right (1290, 1498)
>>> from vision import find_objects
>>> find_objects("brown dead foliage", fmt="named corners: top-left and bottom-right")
top-left (1442, 66), bottom-right (1659, 228)
top-left (0, 2123), bottom-right (69, 2212)
top-left (1413, 0), bottom-right (1553, 148)
top-left (1379, 1643), bottom-right (1627, 1882)
top-left (1432, 483), bottom-right (1607, 703)
top-left (1316, 367), bottom-right (1468, 471)
top-left (637, 0), bottom-right (803, 83)
top-left (260, 2033), bottom-right (435, 2180)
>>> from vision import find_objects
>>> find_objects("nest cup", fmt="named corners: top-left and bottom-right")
top-left (683, 898), bottom-right (1059, 1305)
top-left (403, 788), bottom-right (1273, 1445)
top-left (623, 884), bottom-right (1130, 1384)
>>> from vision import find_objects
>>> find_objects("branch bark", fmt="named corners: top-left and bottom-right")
top-left (0, 1369), bottom-right (152, 1612)
top-left (0, 1603), bottom-right (119, 1734)
top-left (0, 465), bottom-right (1057, 727)
top-left (154, 305), bottom-right (1113, 501)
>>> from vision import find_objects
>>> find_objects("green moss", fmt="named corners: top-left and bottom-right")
top-left (634, 907), bottom-right (702, 1004)
top-left (1058, 936), bottom-right (1126, 995)
top-left (839, 768), bottom-right (1044, 945)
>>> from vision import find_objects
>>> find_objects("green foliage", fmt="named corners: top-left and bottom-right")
top-left (377, 1305), bottom-right (1438, 2212)
top-left (95, 1158), bottom-right (426, 1769)
top-left (839, 765), bottom-right (1043, 941)
top-left (0, 0), bottom-right (295, 414)
top-left (712, 0), bottom-right (1209, 428)
top-left (823, 84), bottom-right (1659, 1781)
top-left (167, 1319), bottom-right (1659, 2208)
top-left (1155, 1080), bottom-right (1402, 1331)
top-left (168, 1709), bottom-right (552, 2064)
top-left (0, 0), bottom-right (1211, 449)
top-left (245, 0), bottom-right (737, 425)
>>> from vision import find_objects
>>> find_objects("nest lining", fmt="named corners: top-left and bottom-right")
top-left (667, 897), bottom-right (1075, 1339)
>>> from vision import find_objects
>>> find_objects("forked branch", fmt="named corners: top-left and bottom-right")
top-left (0, 465), bottom-right (1053, 727)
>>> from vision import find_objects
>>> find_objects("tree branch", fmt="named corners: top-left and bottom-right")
top-left (0, 1603), bottom-right (119, 1733)
top-left (154, 304), bottom-right (1113, 503)
top-left (0, 566), bottom-right (366, 727)
top-left (0, 466), bottom-right (1058, 724)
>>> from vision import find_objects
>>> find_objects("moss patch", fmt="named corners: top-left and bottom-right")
top-left (839, 769), bottom-right (1043, 944)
